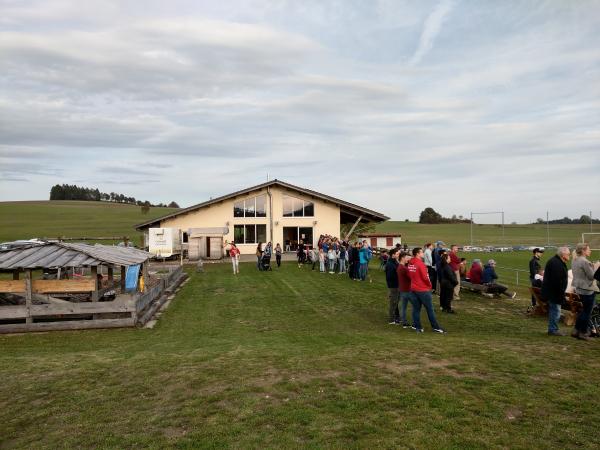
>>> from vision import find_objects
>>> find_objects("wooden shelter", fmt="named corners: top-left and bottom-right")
top-left (0, 242), bottom-right (184, 333)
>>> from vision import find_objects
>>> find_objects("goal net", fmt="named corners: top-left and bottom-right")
top-left (581, 233), bottom-right (600, 251)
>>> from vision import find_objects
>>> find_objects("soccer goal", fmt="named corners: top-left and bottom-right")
top-left (581, 233), bottom-right (600, 251)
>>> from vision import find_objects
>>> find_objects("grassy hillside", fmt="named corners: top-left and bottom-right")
top-left (375, 221), bottom-right (594, 247)
top-left (0, 201), bottom-right (178, 244)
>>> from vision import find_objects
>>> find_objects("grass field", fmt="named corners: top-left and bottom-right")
top-left (375, 221), bottom-right (595, 248)
top-left (2, 261), bottom-right (599, 449)
top-left (0, 201), bottom-right (178, 244)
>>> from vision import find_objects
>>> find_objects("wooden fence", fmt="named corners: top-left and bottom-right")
top-left (0, 266), bottom-right (185, 333)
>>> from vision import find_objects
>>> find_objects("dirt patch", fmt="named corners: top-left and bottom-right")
top-left (213, 288), bottom-right (226, 294)
top-left (505, 408), bottom-right (523, 421)
top-left (163, 426), bottom-right (188, 438)
top-left (376, 358), bottom-right (487, 380)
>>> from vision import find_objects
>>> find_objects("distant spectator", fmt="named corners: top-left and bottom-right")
top-left (318, 248), bottom-right (326, 273)
top-left (275, 243), bottom-right (282, 268)
top-left (449, 245), bottom-right (461, 300)
top-left (338, 245), bottom-right (347, 274)
top-left (542, 247), bottom-right (571, 336)
top-left (229, 242), bottom-right (240, 274)
top-left (482, 259), bottom-right (516, 299)
top-left (256, 242), bottom-right (263, 271)
top-left (407, 247), bottom-right (445, 333)
top-left (571, 243), bottom-right (597, 340)
top-left (385, 248), bottom-right (400, 324)
top-left (439, 253), bottom-right (458, 313)
top-left (327, 247), bottom-right (337, 274)
top-left (423, 243), bottom-right (436, 292)
top-left (529, 248), bottom-right (544, 306)
top-left (469, 259), bottom-right (483, 284)
top-left (459, 258), bottom-right (468, 280)
top-left (396, 251), bottom-right (414, 328)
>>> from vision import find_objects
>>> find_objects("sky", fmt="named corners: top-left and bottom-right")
top-left (0, 0), bottom-right (599, 223)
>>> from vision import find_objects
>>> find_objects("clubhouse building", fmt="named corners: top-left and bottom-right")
top-left (135, 180), bottom-right (388, 259)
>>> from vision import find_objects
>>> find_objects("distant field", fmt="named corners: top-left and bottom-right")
top-left (0, 201), bottom-right (178, 245)
top-left (375, 221), bottom-right (595, 247)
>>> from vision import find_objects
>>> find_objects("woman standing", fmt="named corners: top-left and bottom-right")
top-left (571, 243), bottom-right (597, 340)
top-left (256, 242), bottom-right (263, 271)
top-left (439, 253), bottom-right (458, 313)
top-left (229, 242), bottom-right (240, 274)
top-left (275, 243), bottom-right (282, 267)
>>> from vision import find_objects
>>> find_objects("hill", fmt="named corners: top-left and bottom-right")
top-left (0, 201), bottom-right (178, 244)
top-left (375, 221), bottom-right (594, 247)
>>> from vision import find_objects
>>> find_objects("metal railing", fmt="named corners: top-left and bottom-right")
top-left (494, 266), bottom-right (530, 287)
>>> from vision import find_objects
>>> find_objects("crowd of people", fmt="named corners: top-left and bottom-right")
top-left (534, 244), bottom-right (600, 340)
top-left (226, 237), bottom-right (599, 339)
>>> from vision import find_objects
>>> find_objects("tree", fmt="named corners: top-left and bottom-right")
top-left (168, 201), bottom-right (180, 208)
top-left (419, 207), bottom-right (443, 224)
top-left (536, 218), bottom-right (544, 224)
top-left (580, 214), bottom-right (591, 224)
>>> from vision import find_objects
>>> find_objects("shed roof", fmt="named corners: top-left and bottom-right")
top-left (135, 179), bottom-right (389, 230)
top-left (0, 242), bottom-right (152, 270)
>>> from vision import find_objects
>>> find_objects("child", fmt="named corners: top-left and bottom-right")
top-left (319, 248), bottom-right (326, 273)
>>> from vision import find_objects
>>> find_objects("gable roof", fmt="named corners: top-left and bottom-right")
top-left (135, 179), bottom-right (389, 230)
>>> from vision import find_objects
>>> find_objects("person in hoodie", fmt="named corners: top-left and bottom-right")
top-left (469, 259), bottom-right (483, 284)
top-left (482, 259), bottom-right (517, 298)
top-left (327, 247), bottom-right (337, 274)
top-left (407, 247), bottom-right (445, 333)
top-left (384, 248), bottom-right (400, 324)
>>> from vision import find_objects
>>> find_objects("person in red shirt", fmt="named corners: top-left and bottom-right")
top-left (469, 259), bottom-right (483, 284)
top-left (407, 247), bottom-right (445, 333)
top-left (229, 243), bottom-right (240, 274)
top-left (396, 251), bottom-right (414, 328)
top-left (449, 245), bottom-right (461, 300)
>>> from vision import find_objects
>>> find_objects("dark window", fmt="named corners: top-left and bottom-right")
top-left (234, 225), bottom-right (244, 244)
top-left (233, 200), bottom-right (244, 217)
top-left (256, 195), bottom-right (266, 217)
top-left (386, 237), bottom-right (393, 246)
top-left (182, 232), bottom-right (189, 243)
top-left (293, 198), bottom-right (304, 217)
top-left (303, 201), bottom-right (314, 217)
top-left (245, 224), bottom-right (256, 244)
top-left (256, 225), bottom-right (266, 243)
top-left (283, 196), bottom-right (293, 217)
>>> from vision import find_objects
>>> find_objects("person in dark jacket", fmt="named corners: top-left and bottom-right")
top-left (384, 248), bottom-right (400, 324)
top-left (482, 260), bottom-right (517, 298)
top-left (541, 247), bottom-right (571, 336)
top-left (439, 253), bottom-right (458, 313)
top-left (529, 248), bottom-right (544, 306)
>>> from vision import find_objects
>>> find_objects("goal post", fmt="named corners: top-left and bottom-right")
top-left (581, 233), bottom-right (600, 251)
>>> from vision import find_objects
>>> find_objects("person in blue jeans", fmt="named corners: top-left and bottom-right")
top-left (407, 247), bottom-right (445, 333)
top-left (359, 242), bottom-right (369, 281)
top-left (541, 247), bottom-right (571, 336)
top-left (571, 243), bottom-right (597, 340)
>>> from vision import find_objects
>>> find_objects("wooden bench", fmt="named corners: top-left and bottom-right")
top-left (461, 280), bottom-right (492, 295)
top-left (528, 287), bottom-right (583, 326)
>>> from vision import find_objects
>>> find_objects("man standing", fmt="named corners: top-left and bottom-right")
top-left (529, 248), bottom-right (544, 306)
top-left (541, 247), bottom-right (570, 336)
top-left (423, 243), bottom-right (436, 293)
top-left (385, 248), bottom-right (400, 324)
top-left (407, 247), bottom-right (445, 333)
top-left (449, 245), bottom-right (461, 300)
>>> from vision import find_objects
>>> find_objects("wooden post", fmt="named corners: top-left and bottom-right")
top-left (25, 269), bottom-right (32, 324)
top-left (142, 262), bottom-right (149, 293)
top-left (120, 266), bottom-right (126, 291)
top-left (91, 266), bottom-right (99, 302)
top-left (12, 270), bottom-right (19, 280)
top-left (108, 266), bottom-right (114, 287)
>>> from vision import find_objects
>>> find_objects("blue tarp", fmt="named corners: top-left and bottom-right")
top-left (125, 264), bottom-right (140, 291)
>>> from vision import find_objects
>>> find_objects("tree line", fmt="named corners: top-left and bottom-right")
top-left (535, 215), bottom-right (599, 225)
top-left (418, 207), bottom-right (472, 224)
top-left (49, 184), bottom-right (179, 208)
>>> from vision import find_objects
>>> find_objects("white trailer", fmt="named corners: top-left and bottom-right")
top-left (148, 228), bottom-right (182, 258)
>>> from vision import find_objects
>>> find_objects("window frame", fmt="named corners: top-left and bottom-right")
top-left (282, 195), bottom-right (314, 218)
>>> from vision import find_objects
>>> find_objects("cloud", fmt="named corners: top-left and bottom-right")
top-left (409, 0), bottom-right (455, 66)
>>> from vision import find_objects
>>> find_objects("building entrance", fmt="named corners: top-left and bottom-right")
top-left (282, 226), bottom-right (313, 251)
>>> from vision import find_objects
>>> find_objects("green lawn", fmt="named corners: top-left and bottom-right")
top-left (1, 261), bottom-right (599, 449)
top-left (375, 221), bottom-right (595, 248)
top-left (0, 201), bottom-right (178, 244)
